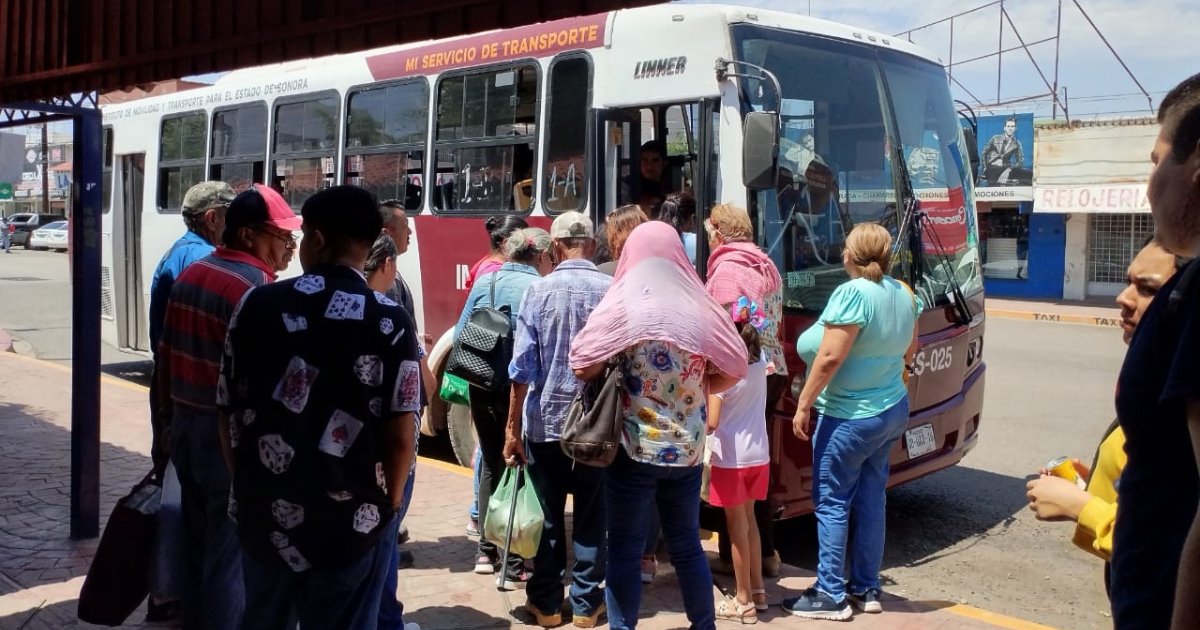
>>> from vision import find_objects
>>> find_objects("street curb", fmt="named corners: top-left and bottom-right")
top-left (985, 307), bottom-right (1122, 329)
top-left (0, 328), bottom-right (13, 353)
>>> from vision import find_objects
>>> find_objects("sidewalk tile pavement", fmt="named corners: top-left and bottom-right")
top-left (0, 351), bottom-right (1048, 629)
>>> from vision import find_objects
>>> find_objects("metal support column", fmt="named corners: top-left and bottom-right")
top-left (70, 108), bottom-right (102, 539)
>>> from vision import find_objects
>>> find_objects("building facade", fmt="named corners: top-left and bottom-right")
top-left (974, 116), bottom-right (1156, 301)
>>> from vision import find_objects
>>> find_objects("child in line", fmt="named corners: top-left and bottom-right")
top-left (707, 296), bottom-right (771, 624)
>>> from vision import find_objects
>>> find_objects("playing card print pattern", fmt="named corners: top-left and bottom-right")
top-left (220, 266), bottom-right (421, 572)
top-left (318, 410), bottom-right (364, 458)
top-left (325, 290), bottom-right (366, 320)
top-left (294, 274), bottom-right (325, 295)
top-left (393, 360), bottom-right (421, 412)
top-left (273, 357), bottom-right (319, 414)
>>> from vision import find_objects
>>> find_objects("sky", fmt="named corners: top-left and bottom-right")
top-left (675, 0), bottom-right (1199, 120)
top-left (184, 0), bottom-right (1195, 121)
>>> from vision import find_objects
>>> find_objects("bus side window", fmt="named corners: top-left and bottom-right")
top-left (543, 55), bottom-right (591, 214)
top-left (344, 80), bottom-right (429, 213)
top-left (210, 102), bottom-right (267, 195)
top-left (272, 93), bottom-right (339, 210)
top-left (432, 64), bottom-right (540, 215)
top-left (157, 112), bottom-right (207, 213)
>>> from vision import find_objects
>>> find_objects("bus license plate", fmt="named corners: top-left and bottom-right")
top-left (905, 424), bottom-right (936, 459)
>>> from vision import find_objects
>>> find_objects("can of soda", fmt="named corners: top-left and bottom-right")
top-left (1045, 456), bottom-right (1087, 489)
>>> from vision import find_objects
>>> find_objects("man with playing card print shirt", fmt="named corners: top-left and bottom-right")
top-left (218, 185), bottom-right (422, 629)
top-left (157, 184), bottom-right (300, 630)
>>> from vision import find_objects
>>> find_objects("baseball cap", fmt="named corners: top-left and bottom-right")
top-left (225, 185), bottom-right (303, 233)
top-left (550, 211), bottom-right (593, 239)
top-left (181, 181), bottom-right (236, 216)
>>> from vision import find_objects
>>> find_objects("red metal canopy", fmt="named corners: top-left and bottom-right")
top-left (0, 0), bottom-right (660, 103)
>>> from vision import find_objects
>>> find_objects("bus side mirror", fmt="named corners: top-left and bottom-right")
top-left (961, 125), bottom-right (980, 180)
top-left (743, 111), bottom-right (779, 190)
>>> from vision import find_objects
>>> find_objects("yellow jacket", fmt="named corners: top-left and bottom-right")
top-left (1072, 423), bottom-right (1125, 561)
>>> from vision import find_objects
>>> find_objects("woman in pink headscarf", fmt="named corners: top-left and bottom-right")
top-left (570, 221), bottom-right (747, 630)
top-left (704, 203), bottom-right (787, 587)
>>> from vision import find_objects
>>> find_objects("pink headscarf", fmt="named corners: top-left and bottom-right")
top-left (706, 241), bottom-right (783, 306)
top-left (569, 222), bottom-right (748, 380)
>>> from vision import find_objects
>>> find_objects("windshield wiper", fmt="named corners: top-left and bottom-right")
top-left (889, 140), bottom-right (973, 326)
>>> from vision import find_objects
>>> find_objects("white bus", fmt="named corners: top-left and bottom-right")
top-left (99, 3), bottom-right (986, 518)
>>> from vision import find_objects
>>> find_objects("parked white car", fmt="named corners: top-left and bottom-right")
top-left (29, 221), bottom-right (68, 252)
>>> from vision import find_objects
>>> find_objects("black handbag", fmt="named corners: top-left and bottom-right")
top-left (560, 362), bottom-right (626, 467)
top-left (446, 273), bottom-right (513, 392)
top-left (77, 473), bottom-right (160, 626)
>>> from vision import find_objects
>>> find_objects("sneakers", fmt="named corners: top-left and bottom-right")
top-left (781, 587), bottom-right (852, 621)
top-left (499, 568), bottom-right (533, 590)
top-left (850, 589), bottom-right (882, 614)
top-left (474, 554), bottom-right (496, 574)
top-left (397, 524), bottom-right (411, 545)
top-left (572, 603), bottom-right (606, 628)
top-left (524, 600), bottom-right (563, 627)
top-left (640, 555), bottom-right (658, 584)
top-left (466, 519), bottom-right (481, 538)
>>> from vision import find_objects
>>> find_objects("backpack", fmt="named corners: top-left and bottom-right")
top-left (445, 273), bottom-right (513, 392)
top-left (560, 362), bottom-right (626, 467)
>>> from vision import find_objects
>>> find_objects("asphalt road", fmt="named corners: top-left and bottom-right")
top-left (0, 249), bottom-right (1122, 629)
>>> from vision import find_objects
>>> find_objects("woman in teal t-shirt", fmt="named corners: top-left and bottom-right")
top-left (780, 223), bottom-right (920, 621)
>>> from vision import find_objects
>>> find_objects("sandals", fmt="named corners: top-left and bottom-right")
top-left (751, 588), bottom-right (768, 612)
top-left (716, 598), bottom-right (758, 624)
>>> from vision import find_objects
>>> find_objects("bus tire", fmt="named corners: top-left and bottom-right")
top-left (446, 403), bottom-right (477, 469)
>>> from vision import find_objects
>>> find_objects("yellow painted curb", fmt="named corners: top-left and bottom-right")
top-left (417, 454), bottom-right (473, 477)
top-left (985, 308), bottom-right (1122, 329)
top-left (942, 602), bottom-right (1060, 630)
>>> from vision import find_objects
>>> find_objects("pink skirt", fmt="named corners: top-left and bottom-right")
top-left (708, 463), bottom-right (769, 507)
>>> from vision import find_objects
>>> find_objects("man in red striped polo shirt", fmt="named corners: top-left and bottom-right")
top-left (157, 184), bottom-right (300, 630)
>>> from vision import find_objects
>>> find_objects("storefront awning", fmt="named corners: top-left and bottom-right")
top-left (1033, 183), bottom-right (1149, 214)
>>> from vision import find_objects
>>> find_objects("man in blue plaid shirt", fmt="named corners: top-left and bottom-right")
top-left (503, 211), bottom-right (612, 628)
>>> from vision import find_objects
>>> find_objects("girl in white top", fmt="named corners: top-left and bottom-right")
top-left (706, 295), bottom-right (771, 623)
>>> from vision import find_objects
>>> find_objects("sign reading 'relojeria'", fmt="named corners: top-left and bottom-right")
top-left (366, 13), bottom-right (608, 81)
top-left (1034, 184), bottom-right (1149, 214)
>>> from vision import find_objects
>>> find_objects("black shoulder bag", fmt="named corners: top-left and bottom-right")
top-left (446, 273), bottom-right (513, 392)
top-left (560, 361), bottom-right (626, 467)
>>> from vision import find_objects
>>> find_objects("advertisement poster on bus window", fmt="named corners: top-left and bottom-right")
top-left (970, 113), bottom-right (1034, 201)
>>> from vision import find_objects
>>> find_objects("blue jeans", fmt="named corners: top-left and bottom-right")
top-left (811, 397), bottom-right (910, 602)
top-left (525, 441), bottom-right (606, 616)
top-left (170, 404), bottom-right (244, 630)
top-left (605, 451), bottom-right (714, 630)
top-left (379, 470), bottom-right (417, 630)
top-left (241, 512), bottom-right (400, 629)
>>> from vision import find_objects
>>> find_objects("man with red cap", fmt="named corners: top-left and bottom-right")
top-left (157, 184), bottom-right (300, 630)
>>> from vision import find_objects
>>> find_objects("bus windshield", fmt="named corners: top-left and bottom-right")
top-left (734, 25), bottom-right (983, 313)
